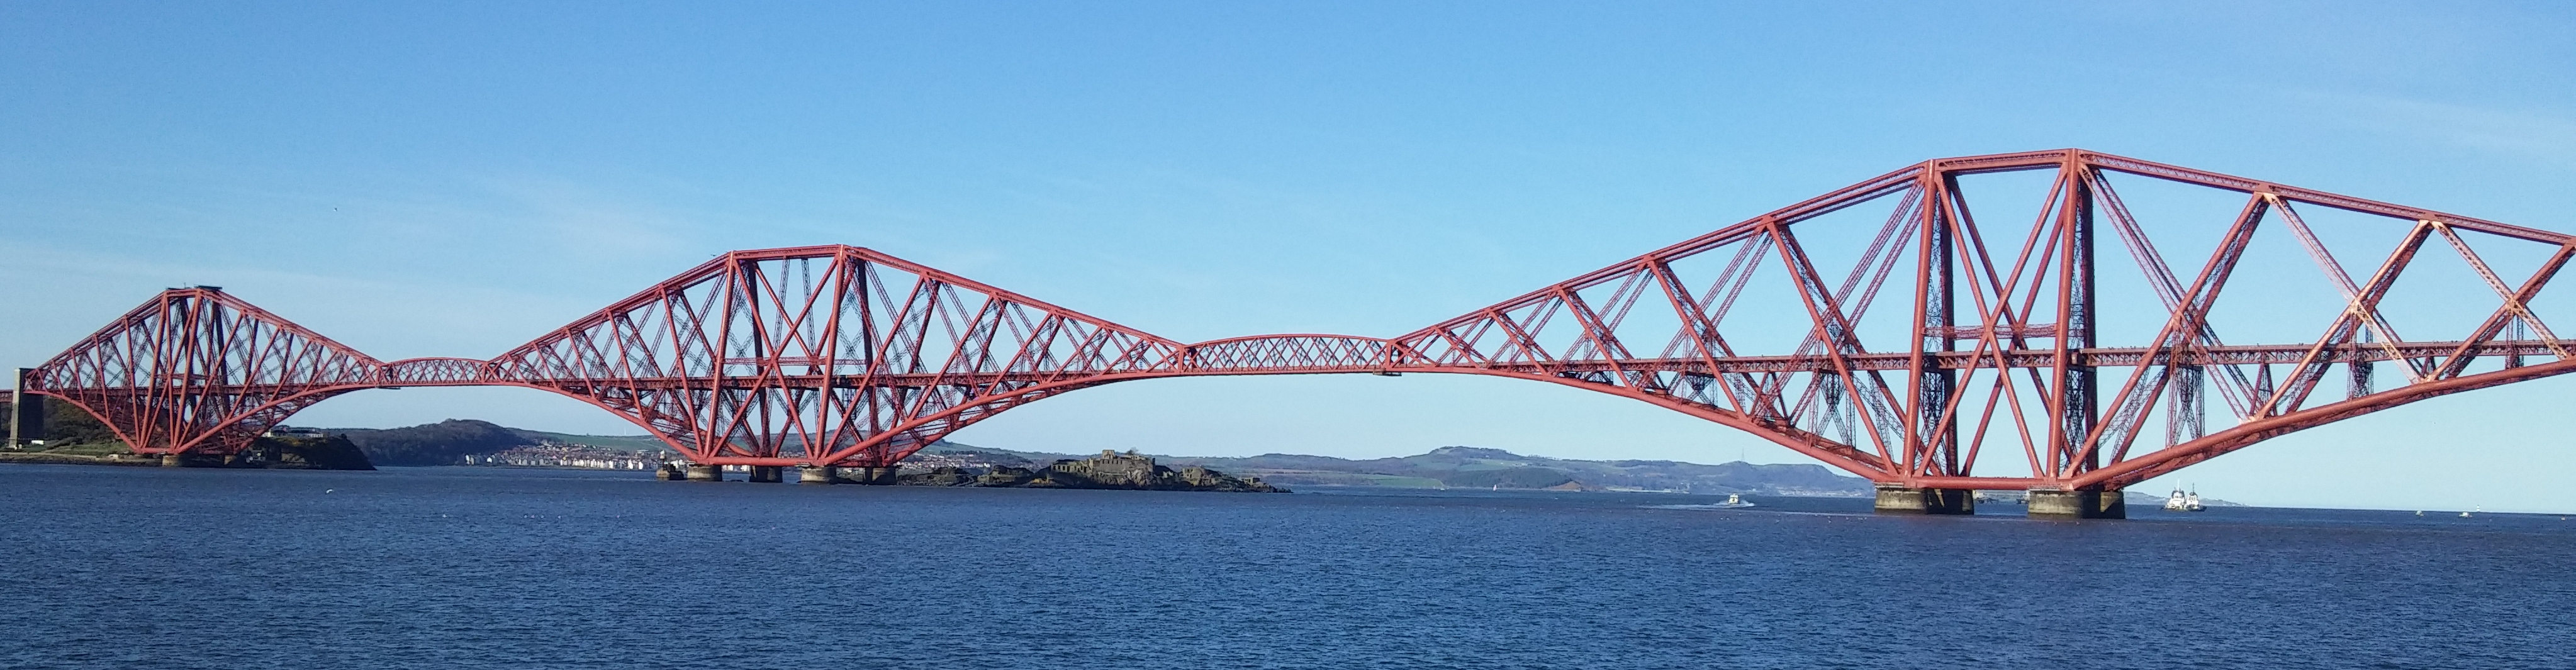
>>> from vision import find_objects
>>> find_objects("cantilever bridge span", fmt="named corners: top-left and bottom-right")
top-left (21, 149), bottom-right (2574, 517)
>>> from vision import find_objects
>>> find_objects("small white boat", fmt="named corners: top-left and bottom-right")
top-left (2164, 486), bottom-right (2205, 512)
top-left (1712, 493), bottom-right (1756, 509)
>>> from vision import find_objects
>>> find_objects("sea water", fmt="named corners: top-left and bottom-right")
top-left (2, 464), bottom-right (2570, 669)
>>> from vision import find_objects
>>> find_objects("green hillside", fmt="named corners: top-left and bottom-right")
top-left (268, 418), bottom-right (1872, 496)
top-left (917, 442), bottom-right (1872, 496)
top-left (1157, 445), bottom-right (1872, 495)
top-left (318, 419), bottom-right (535, 466)
top-left (509, 429), bottom-right (675, 451)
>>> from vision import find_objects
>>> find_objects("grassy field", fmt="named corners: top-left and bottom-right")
top-left (31, 442), bottom-right (129, 457)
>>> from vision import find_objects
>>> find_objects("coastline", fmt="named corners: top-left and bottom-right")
top-left (0, 452), bottom-right (159, 467)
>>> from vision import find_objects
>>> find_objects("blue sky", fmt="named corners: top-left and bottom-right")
top-left (5, 1), bottom-right (2573, 511)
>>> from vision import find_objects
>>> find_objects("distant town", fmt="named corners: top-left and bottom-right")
top-left (452, 443), bottom-right (665, 471)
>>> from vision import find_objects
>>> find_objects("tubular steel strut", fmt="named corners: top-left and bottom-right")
top-left (26, 150), bottom-right (2575, 491)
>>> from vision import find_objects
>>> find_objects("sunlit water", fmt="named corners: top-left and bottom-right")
top-left (3, 464), bottom-right (2571, 669)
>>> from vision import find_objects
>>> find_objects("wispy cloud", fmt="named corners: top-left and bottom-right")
top-left (2292, 89), bottom-right (2576, 167)
top-left (0, 238), bottom-right (594, 362)
top-left (471, 178), bottom-right (698, 263)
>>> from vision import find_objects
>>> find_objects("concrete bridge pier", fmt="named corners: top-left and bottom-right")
top-left (7, 377), bottom-right (41, 449)
top-left (160, 454), bottom-right (184, 467)
top-left (798, 466), bottom-right (836, 484)
top-left (684, 464), bottom-right (724, 481)
top-left (747, 466), bottom-right (783, 483)
top-left (2027, 488), bottom-right (2127, 519)
top-left (843, 466), bottom-right (900, 485)
top-left (1873, 484), bottom-right (1976, 515)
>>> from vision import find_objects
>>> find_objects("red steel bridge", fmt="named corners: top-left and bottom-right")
top-left (20, 150), bottom-right (2572, 517)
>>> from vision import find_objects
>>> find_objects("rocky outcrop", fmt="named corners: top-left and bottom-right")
top-left (977, 466), bottom-right (1038, 487)
top-left (230, 434), bottom-right (377, 470)
top-left (896, 466), bottom-right (978, 486)
top-left (842, 450), bottom-right (1285, 492)
top-left (1019, 450), bottom-right (1284, 493)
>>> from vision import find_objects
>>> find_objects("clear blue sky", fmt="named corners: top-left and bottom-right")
top-left (5, 1), bottom-right (2572, 511)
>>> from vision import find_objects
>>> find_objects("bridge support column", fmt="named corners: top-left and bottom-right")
top-left (1873, 484), bottom-right (1975, 515)
top-left (160, 454), bottom-right (184, 467)
top-left (843, 466), bottom-right (900, 485)
top-left (746, 466), bottom-right (783, 483)
top-left (684, 464), bottom-right (724, 481)
top-left (654, 464), bottom-right (686, 481)
top-left (2027, 489), bottom-right (2126, 519)
top-left (7, 375), bottom-right (40, 450)
top-left (799, 466), bottom-right (837, 484)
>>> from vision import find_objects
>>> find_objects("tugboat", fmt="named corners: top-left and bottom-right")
top-left (2164, 486), bottom-right (2206, 512)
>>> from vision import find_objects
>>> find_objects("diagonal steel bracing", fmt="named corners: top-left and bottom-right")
top-left (25, 150), bottom-right (2573, 492)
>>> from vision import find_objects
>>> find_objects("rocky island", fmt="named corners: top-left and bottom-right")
top-left (667, 449), bottom-right (1290, 492)
top-left (980, 449), bottom-right (1285, 492)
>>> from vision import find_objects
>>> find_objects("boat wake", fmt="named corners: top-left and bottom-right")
top-left (1644, 503), bottom-right (1756, 511)
top-left (1645, 494), bottom-right (1757, 511)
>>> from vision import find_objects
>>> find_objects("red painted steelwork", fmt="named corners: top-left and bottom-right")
top-left (25, 150), bottom-right (2573, 491)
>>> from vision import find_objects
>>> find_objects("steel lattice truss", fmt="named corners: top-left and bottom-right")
top-left (26, 150), bottom-right (2575, 491)
top-left (30, 290), bottom-right (383, 455)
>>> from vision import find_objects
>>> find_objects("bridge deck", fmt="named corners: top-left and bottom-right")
top-left (335, 338), bottom-right (2575, 387)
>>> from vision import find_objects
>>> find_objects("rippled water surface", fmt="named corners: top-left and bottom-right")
top-left (4, 464), bottom-right (2572, 669)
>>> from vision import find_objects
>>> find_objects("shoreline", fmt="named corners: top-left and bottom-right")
top-left (8, 457), bottom-right (2565, 516)
top-left (0, 452), bottom-right (160, 467)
